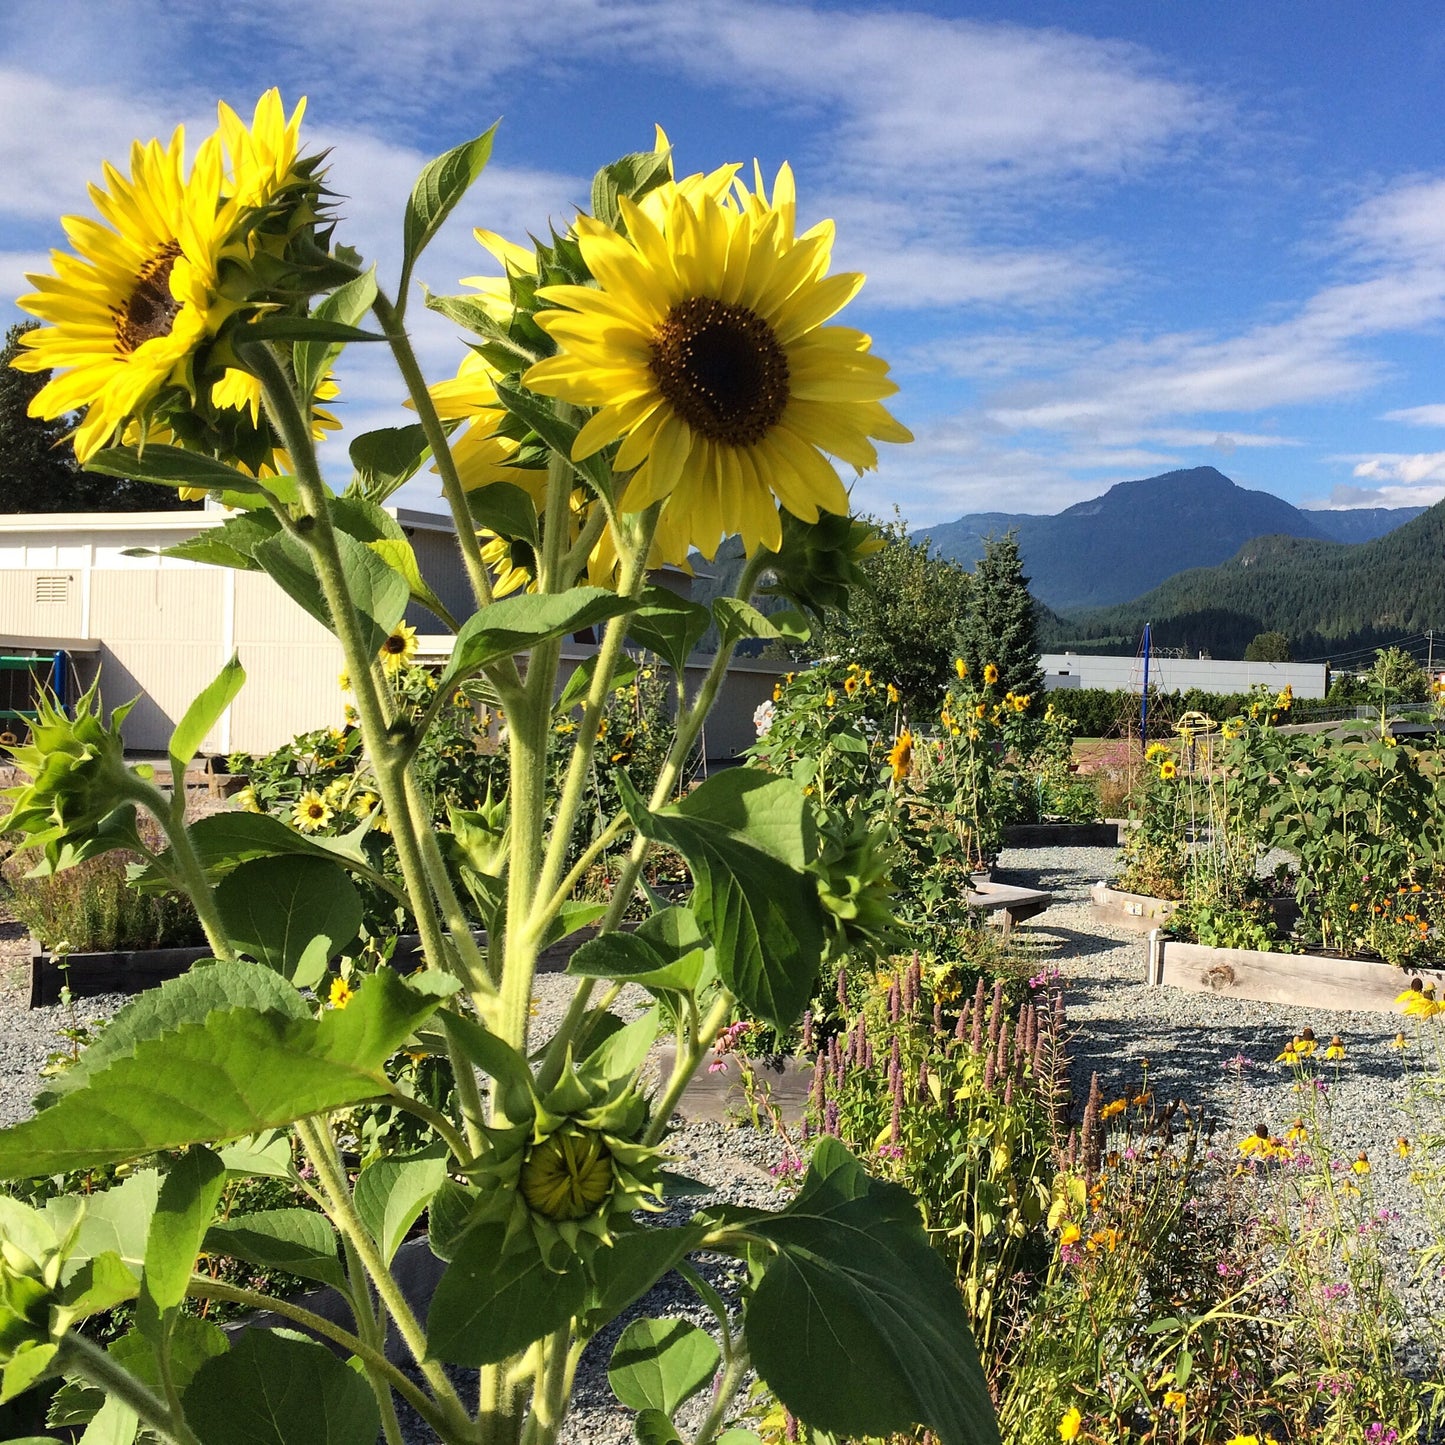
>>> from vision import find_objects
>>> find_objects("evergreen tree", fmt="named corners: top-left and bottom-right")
top-left (1244, 630), bottom-right (1291, 661)
top-left (959, 531), bottom-right (1044, 703)
top-left (811, 511), bottom-right (971, 712)
top-left (0, 321), bottom-right (195, 512)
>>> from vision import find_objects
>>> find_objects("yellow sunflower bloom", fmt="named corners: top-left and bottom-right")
top-left (14, 126), bottom-right (240, 462)
top-left (888, 729), bottom-right (914, 783)
top-left (524, 161), bottom-right (911, 559)
top-left (379, 622), bottom-right (418, 674)
top-left (1145, 741), bottom-right (1169, 761)
top-left (886, 682), bottom-right (900, 704)
top-left (1159, 759), bottom-right (1177, 780)
top-left (954, 658), bottom-right (968, 681)
top-left (292, 790), bottom-right (332, 833)
top-left (983, 663), bottom-right (1000, 685)
top-left (327, 976), bottom-right (354, 1009)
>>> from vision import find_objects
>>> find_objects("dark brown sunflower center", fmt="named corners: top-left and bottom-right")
top-left (382, 634), bottom-right (408, 656)
top-left (649, 297), bottom-right (789, 446)
top-left (115, 243), bottom-right (183, 354)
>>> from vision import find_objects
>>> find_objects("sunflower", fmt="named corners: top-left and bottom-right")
top-left (1159, 759), bottom-right (1178, 780)
top-left (379, 622), bottom-right (418, 674)
top-left (524, 162), bottom-right (911, 559)
top-left (426, 351), bottom-right (527, 493)
top-left (292, 790), bottom-right (332, 833)
top-left (328, 976), bottom-right (354, 1009)
top-left (14, 127), bottom-right (240, 462)
top-left (218, 89), bottom-right (308, 213)
top-left (888, 729), bottom-right (914, 782)
top-left (954, 658), bottom-right (968, 681)
top-left (982, 663), bottom-right (1000, 686)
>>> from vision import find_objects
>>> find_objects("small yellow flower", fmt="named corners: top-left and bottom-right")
top-left (1293, 1028), bottom-right (1318, 1057)
top-left (378, 622), bottom-right (418, 674)
top-left (1059, 1221), bottom-right (1081, 1247)
top-left (1159, 759), bottom-right (1177, 780)
top-left (825, 690), bottom-right (836, 708)
top-left (1397, 1137), bottom-right (1412, 1158)
top-left (1324, 1035), bottom-right (1345, 1061)
top-left (351, 791), bottom-right (379, 820)
top-left (1086, 1227), bottom-right (1119, 1253)
top-left (954, 657), bottom-right (968, 681)
top-left (843, 675), bottom-right (859, 697)
top-left (1238, 1125), bottom-right (1271, 1157)
top-left (974, 702), bottom-right (987, 719)
top-left (886, 682), bottom-right (900, 704)
top-left (337, 670), bottom-right (351, 692)
top-left (1145, 742), bottom-right (1169, 761)
top-left (292, 790), bottom-right (332, 833)
top-left (983, 663), bottom-right (1000, 686)
top-left (1058, 1406), bottom-right (1082, 1442)
top-left (1163, 1389), bottom-right (1187, 1411)
top-left (1352, 1151), bottom-right (1371, 1176)
top-left (1284, 1118), bottom-right (1308, 1145)
top-left (327, 977), bottom-right (354, 1009)
top-left (1100, 1098), bottom-right (1126, 1119)
top-left (1398, 980), bottom-right (1441, 1019)
top-left (233, 785), bottom-right (262, 814)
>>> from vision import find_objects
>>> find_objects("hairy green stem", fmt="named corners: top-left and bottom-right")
top-left (243, 341), bottom-right (457, 985)
top-left (521, 1324), bottom-right (573, 1445)
top-left (645, 989), bottom-right (735, 1146)
top-left (692, 1342), bottom-right (751, 1445)
top-left (295, 1115), bottom-right (474, 1436)
top-left (58, 1331), bottom-right (202, 1445)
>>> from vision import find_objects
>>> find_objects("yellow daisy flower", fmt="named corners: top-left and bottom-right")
top-left (1058, 1406), bottom-right (1082, 1441)
top-left (1145, 741), bottom-right (1169, 761)
top-left (14, 125), bottom-right (240, 461)
top-left (327, 976), bottom-right (354, 1010)
top-left (292, 790), bottom-right (332, 833)
top-left (379, 622), bottom-right (418, 674)
top-left (1159, 759), bottom-right (1177, 780)
top-left (524, 161), bottom-right (911, 559)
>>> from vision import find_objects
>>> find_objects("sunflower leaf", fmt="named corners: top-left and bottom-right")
top-left (628, 588), bottom-right (712, 673)
top-left (466, 481), bottom-right (541, 545)
top-left (441, 589), bottom-right (633, 688)
top-left (422, 289), bottom-right (542, 367)
top-left (168, 654), bottom-right (245, 788)
top-left (348, 423), bottom-right (432, 503)
top-left (493, 377), bottom-right (613, 497)
top-left (244, 316), bottom-right (383, 344)
top-left (296, 266), bottom-right (379, 400)
top-left (399, 127), bottom-right (499, 314)
top-left (152, 510), bottom-right (282, 571)
top-left (86, 446), bottom-right (265, 495)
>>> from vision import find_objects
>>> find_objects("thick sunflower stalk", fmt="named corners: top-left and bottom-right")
top-left (0, 96), bottom-right (998, 1445)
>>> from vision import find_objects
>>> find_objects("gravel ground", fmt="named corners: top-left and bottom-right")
top-left (3, 846), bottom-right (1443, 1439)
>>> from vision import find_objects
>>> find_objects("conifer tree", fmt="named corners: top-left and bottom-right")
top-left (960, 531), bottom-right (1044, 704)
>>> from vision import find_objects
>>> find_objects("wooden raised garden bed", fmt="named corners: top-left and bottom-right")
top-left (967, 880), bottom-right (1053, 934)
top-left (1091, 881), bottom-right (1181, 932)
top-left (1144, 930), bottom-right (1445, 1014)
top-left (1001, 821), bottom-right (1122, 849)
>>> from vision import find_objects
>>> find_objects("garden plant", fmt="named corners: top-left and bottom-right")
top-left (0, 95), bottom-right (1002, 1445)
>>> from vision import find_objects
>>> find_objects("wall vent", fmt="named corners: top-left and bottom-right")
top-left (35, 575), bottom-right (69, 604)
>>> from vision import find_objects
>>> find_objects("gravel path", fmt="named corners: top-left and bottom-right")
top-left (3, 846), bottom-right (1442, 1438)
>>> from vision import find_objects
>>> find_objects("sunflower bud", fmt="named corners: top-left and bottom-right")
top-left (519, 1125), bottom-right (616, 1221)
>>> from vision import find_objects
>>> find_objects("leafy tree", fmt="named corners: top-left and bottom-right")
top-left (810, 511), bottom-right (971, 712)
top-left (958, 531), bottom-right (1043, 704)
top-left (1368, 645), bottom-right (1431, 703)
top-left (1244, 629), bottom-right (1291, 662)
top-left (0, 321), bottom-right (195, 512)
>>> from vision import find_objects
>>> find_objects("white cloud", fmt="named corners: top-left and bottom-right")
top-left (1383, 403), bottom-right (1445, 427)
top-left (1347, 452), bottom-right (1445, 487)
top-left (1307, 480), bottom-right (1445, 510)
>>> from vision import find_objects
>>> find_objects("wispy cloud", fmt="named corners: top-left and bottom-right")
top-left (1382, 403), bottom-right (1445, 427)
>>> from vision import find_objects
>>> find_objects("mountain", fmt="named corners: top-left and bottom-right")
top-left (1050, 499), bottom-right (1445, 660)
top-left (1304, 506), bottom-right (1427, 543)
top-left (919, 467), bottom-right (1422, 612)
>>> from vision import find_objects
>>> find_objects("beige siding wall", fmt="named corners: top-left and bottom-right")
top-left (0, 569), bottom-right (85, 638)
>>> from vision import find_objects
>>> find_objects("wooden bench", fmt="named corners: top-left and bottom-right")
top-left (964, 880), bottom-right (1053, 935)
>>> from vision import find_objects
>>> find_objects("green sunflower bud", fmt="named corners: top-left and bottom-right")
top-left (813, 815), bottom-right (900, 966)
top-left (0, 1198), bottom-right (81, 1400)
top-left (759, 509), bottom-right (881, 624)
top-left (2, 681), bottom-right (145, 871)
top-left (520, 1124), bottom-right (615, 1220)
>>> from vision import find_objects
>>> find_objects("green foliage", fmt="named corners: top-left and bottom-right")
top-left (810, 511), bottom-right (972, 711)
top-left (958, 533), bottom-right (1043, 707)
top-left (1368, 644), bottom-right (1431, 702)
top-left (1244, 629), bottom-right (1291, 661)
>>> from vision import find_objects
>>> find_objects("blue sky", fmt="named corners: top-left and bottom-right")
top-left (5, 1), bottom-right (1445, 527)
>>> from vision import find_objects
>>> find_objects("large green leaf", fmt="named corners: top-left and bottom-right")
top-left (618, 776), bottom-right (824, 1030)
top-left (349, 425), bottom-right (431, 503)
top-left (49, 1169), bottom-right (161, 1282)
top-left (155, 511), bottom-right (281, 571)
top-left (35, 966), bottom-right (309, 1111)
top-left (132, 812), bottom-right (380, 894)
top-left (557, 651), bottom-right (637, 715)
top-left (369, 538), bottom-right (458, 630)
top-left (204, 1208), bottom-right (345, 1291)
top-left (141, 1147), bottom-right (227, 1322)
top-left (399, 127), bottom-right (498, 308)
top-left (441, 588), bottom-right (634, 687)
top-left (353, 1145), bottom-right (448, 1266)
top-left (670, 770), bottom-right (815, 868)
top-left (426, 1224), bottom-right (589, 1365)
top-left (170, 656), bottom-right (245, 787)
top-left (741, 1141), bottom-right (999, 1445)
top-left (182, 1328), bottom-right (379, 1445)
top-left (253, 530), bottom-right (409, 658)
top-left (242, 316), bottom-right (382, 345)
top-left (583, 1224), bottom-right (709, 1330)
top-left (296, 267), bottom-right (378, 401)
top-left (0, 970), bottom-right (453, 1176)
top-left (626, 588), bottom-right (712, 673)
top-left (86, 446), bottom-right (262, 496)
top-left (214, 856), bottom-right (363, 988)
top-left (466, 481), bottom-right (541, 545)
top-left (609, 1317), bottom-right (719, 1416)
top-left (423, 288), bottom-right (542, 369)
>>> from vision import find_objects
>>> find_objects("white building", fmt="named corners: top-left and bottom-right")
top-left (0, 509), bottom-right (779, 760)
top-left (1040, 652), bottom-right (1329, 698)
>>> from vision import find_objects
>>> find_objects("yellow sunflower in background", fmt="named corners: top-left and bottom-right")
top-left (426, 351), bottom-right (526, 493)
top-left (14, 127), bottom-right (239, 461)
top-left (888, 730), bottom-right (914, 783)
top-left (292, 789), bottom-right (332, 833)
top-left (524, 161), bottom-right (911, 559)
top-left (1159, 759), bottom-right (1178, 780)
top-left (983, 663), bottom-right (1000, 686)
top-left (379, 622), bottom-right (418, 674)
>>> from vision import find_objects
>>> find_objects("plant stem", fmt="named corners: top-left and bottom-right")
top-left (295, 1115), bottom-right (474, 1436)
top-left (644, 989), bottom-right (735, 1147)
top-left (185, 1276), bottom-right (454, 1437)
top-left (692, 1342), bottom-right (751, 1445)
top-left (58, 1331), bottom-right (202, 1445)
